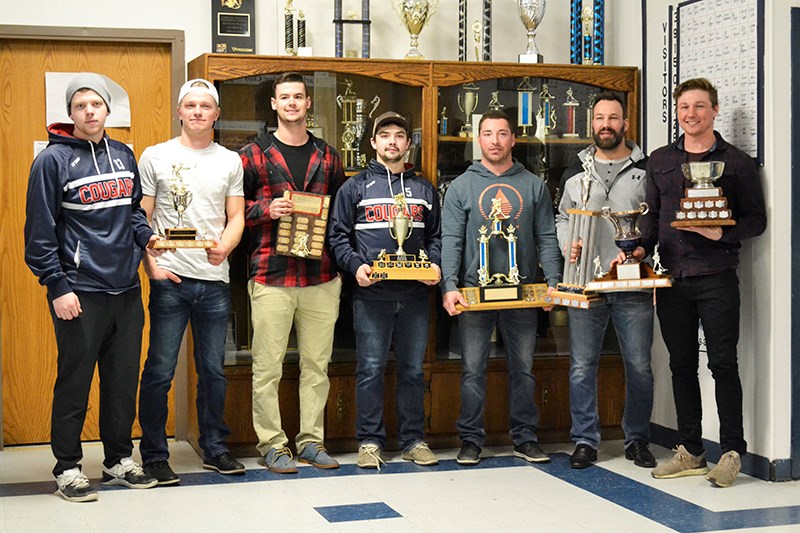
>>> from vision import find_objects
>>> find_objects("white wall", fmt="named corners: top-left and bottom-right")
top-left (4, 0), bottom-right (790, 462)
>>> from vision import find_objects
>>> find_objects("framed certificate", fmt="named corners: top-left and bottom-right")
top-left (212, 0), bottom-right (256, 54)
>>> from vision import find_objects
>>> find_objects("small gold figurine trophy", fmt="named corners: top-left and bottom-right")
top-left (149, 164), bottom-right (215, 249)
top-left (370, 194), bottom-right (438, 281)
top-left (456, 198), bottom-right (547, 311)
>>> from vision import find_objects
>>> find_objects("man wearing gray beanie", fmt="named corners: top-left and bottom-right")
top-left (25, 71), bottom-right (161, 502)
top-left (65, 72), bottom-right (112, 115)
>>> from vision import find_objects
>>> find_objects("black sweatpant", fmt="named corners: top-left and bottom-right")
top-left (49, 288), bottom-right (144, 477)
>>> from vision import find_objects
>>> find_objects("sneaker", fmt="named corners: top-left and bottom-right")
top-left (401, 442), bottom-right (439, 466)
top-left (143, 460), bottom-right (180, 486)
top-left (514, 441), bottom-right (551, 463)
top-left (203, 452), bottom-right (246, 475)
top-left (298, 442), bottom-right (339, 469)
top-left (101, 457), bottom-right (158, 489)
top-left (456, 441), bottom-right (481, 466)
top-left (357, 443), bottom-right (385, 470)
top-left (55, 468), bottom-right (98, 502)
top-left (706, 450), bottom-right (741, 488)
top-left (652, 445), bottom-right (709, 479)
top-left (263, 447), bottom-right (298, 474)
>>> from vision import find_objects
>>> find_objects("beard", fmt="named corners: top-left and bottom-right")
top-left (593, 127), bottom-right (624, 150)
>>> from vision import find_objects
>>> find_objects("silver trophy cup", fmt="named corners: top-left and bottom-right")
top-left (517, 0), bottom-right (546, 63)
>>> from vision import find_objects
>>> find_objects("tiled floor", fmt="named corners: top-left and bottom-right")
top-left (0, 440), bottom-right (798, 532)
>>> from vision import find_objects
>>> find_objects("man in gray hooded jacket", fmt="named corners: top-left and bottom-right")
top-left (556, 92), bottom-right (656, 470)
top-left (441, 110), bottom-right (562, 466)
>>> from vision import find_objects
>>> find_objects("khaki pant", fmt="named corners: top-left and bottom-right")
top-left (248, 277), bottom-right (341, 455)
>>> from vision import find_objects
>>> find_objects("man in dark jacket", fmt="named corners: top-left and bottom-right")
top-left (641, 78), bottom-right (766, 488)
top-left (24, 72), bottom-right (160, 502)
top-left (328, 112), bottom-right (442, 469)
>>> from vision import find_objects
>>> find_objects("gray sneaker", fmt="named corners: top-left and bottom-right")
top-left (652, 445), bottom-right (709, 479)
top-left (56, 468), bottom-right (98, 502)
top-left (101, 457), bottom-right (158, 489)
top-left (706, 450), bottom-right (741, 488)
top-left (298, 442), bottom-right (339, 469)
top-left (456, 441), bottom-right (481, 466)
top-left (514, 441), bottom-right (551, 463)
top-left (401, 442), bottom-right (439, 466)
top-left (357, 443), bottom-right (385, 470)
top-left (263, 446), bottom-right (298, 474)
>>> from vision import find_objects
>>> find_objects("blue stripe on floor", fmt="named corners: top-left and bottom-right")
top-left (314, 502), bottom-right (401, 523)
top-left (2, 454), bottom-right (799, 532)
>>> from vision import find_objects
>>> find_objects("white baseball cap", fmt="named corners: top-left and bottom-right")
top-left (178, 78), bottom-right (219, 105)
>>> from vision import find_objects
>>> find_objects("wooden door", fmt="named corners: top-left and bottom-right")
top-left (0, 32), bottom-right (178, 445)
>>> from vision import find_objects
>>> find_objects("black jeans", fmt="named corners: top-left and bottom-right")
top-left (49, 288), bottom-right (144, 476)
top-left (656, 270), bottom-right (746, 456)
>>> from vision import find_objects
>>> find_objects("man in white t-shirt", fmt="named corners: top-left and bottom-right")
top-left (138, 79), bottom-right (246, 484)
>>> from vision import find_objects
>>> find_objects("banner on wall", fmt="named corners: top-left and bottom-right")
top-left (642, 0), bottom-right (679, 155)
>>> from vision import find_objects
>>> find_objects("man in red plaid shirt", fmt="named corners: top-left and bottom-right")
top-left (239, 72), bottom-right (345, 473)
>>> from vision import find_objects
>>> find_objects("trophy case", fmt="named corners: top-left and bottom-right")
top-left (187, 54), bottom-right (638, 455)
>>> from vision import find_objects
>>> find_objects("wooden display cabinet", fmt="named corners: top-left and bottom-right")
top-left (186, 54), bottom-right (639, 456)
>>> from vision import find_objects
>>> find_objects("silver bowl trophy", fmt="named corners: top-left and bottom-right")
top-left (458, 82), bottom-right (480, 137)
top-left (456, 197), bottom-right (547, 311)
top-left (585, 202), bottom-right (672, 291)
top-left (672, 161), bottom-right (735, 227)
top-left (370, 194), bottom-right (438, 281)
top-left (149, 163), bottom-right (214, 249)
top-left (516, 0), bottom-right (546, 63)
top-left (393, 0), bottom-right (439, 60)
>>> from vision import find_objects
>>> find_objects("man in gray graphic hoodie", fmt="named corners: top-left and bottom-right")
top-left (440, 110), bottom-right (562, 466)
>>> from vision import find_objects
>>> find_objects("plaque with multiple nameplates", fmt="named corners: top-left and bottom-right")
top-left (276, 191), bottom-right (329, 260)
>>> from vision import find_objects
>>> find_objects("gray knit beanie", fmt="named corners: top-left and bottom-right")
top-left (65, 73), bottom-right (112, 114)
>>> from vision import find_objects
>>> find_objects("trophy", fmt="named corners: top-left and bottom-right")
top-left (352, 95), bottom-right (381, 168)
top-left (487, 91), bottom-right (503, 111)
top-left (516, 0), bottom-right (546, 63)
top-left (536, 83), bottom-right (557, 140)
top-left (672, 162), bottom-right (736, 227)
top-left (585, 202), bottom-right (671, 290)
top-left (517, 77), bottom-right (536, 137)
top-left (337, 81), bottom-right (379, 169)
top-left (562, 88), bottom-right (579, 138)
top-left (393, 0), bottom-right (439, 59)
top-left (370, 194), bottom-right (438, 281)
top-left (456, 197), bottom-right (548, 311)
top-left (547, 155), bottom-right (604, 309)
top-left (149, 163), bottom-right (214, 250)
top-left (458, 82), bottom-right (480, 137)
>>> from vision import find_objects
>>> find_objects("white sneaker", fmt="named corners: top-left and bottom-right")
top-left (101, 457), bottom-right (157, 489)
top-left (56, 467), bottom-right (98, 502)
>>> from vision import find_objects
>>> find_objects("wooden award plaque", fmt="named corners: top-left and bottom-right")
top-left (584, 262), bottom-right (672, 292)
top-left (455, 283), bottom-right (549, 312)
top-left (276, 191), bottom-right (330, 260)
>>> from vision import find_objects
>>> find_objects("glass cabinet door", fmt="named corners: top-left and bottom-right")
top-left (215, 71), bottom-right (424, 364)
top-left (435, 75), bottom-right (624, 361)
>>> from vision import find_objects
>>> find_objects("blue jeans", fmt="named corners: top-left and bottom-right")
top-left (353, 295), bottom-right (428, 451)
top-left (568, 291), bottom-right (654, 449)
top-left (457, 308), bottom-right (540, 448)
top-left (139, 278), bottom-right (231, 462)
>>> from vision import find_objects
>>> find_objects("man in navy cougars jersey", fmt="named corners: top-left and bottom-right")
top-left (25, 73), bottom-right (160, 502)
top-left (328, 112), bottom-right (442, 469)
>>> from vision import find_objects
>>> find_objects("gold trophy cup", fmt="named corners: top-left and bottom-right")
top-left (150, 164), bottom-right (214, 249)
top-left (393, 0), bottom-right (439, 59)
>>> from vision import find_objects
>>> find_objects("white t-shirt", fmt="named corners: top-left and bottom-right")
top-left (140, 138), bottom-right (244, 283)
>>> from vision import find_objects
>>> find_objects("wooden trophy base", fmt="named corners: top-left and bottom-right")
top-left (547, 283), bottom-right (605, 309)
top-left (455, 283), bottom-right (548, 312)
top-left (584, 263), bottom-right (672, 292)
top-left (369, 254), bottom-right (439, 281)
top-left (671, 191), bottom-right (736, 228)
top-left (148, 227), bottom-right (215, 249)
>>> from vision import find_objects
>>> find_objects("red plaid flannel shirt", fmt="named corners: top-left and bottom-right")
top-left (239, 132), bottom-right (345, 287)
